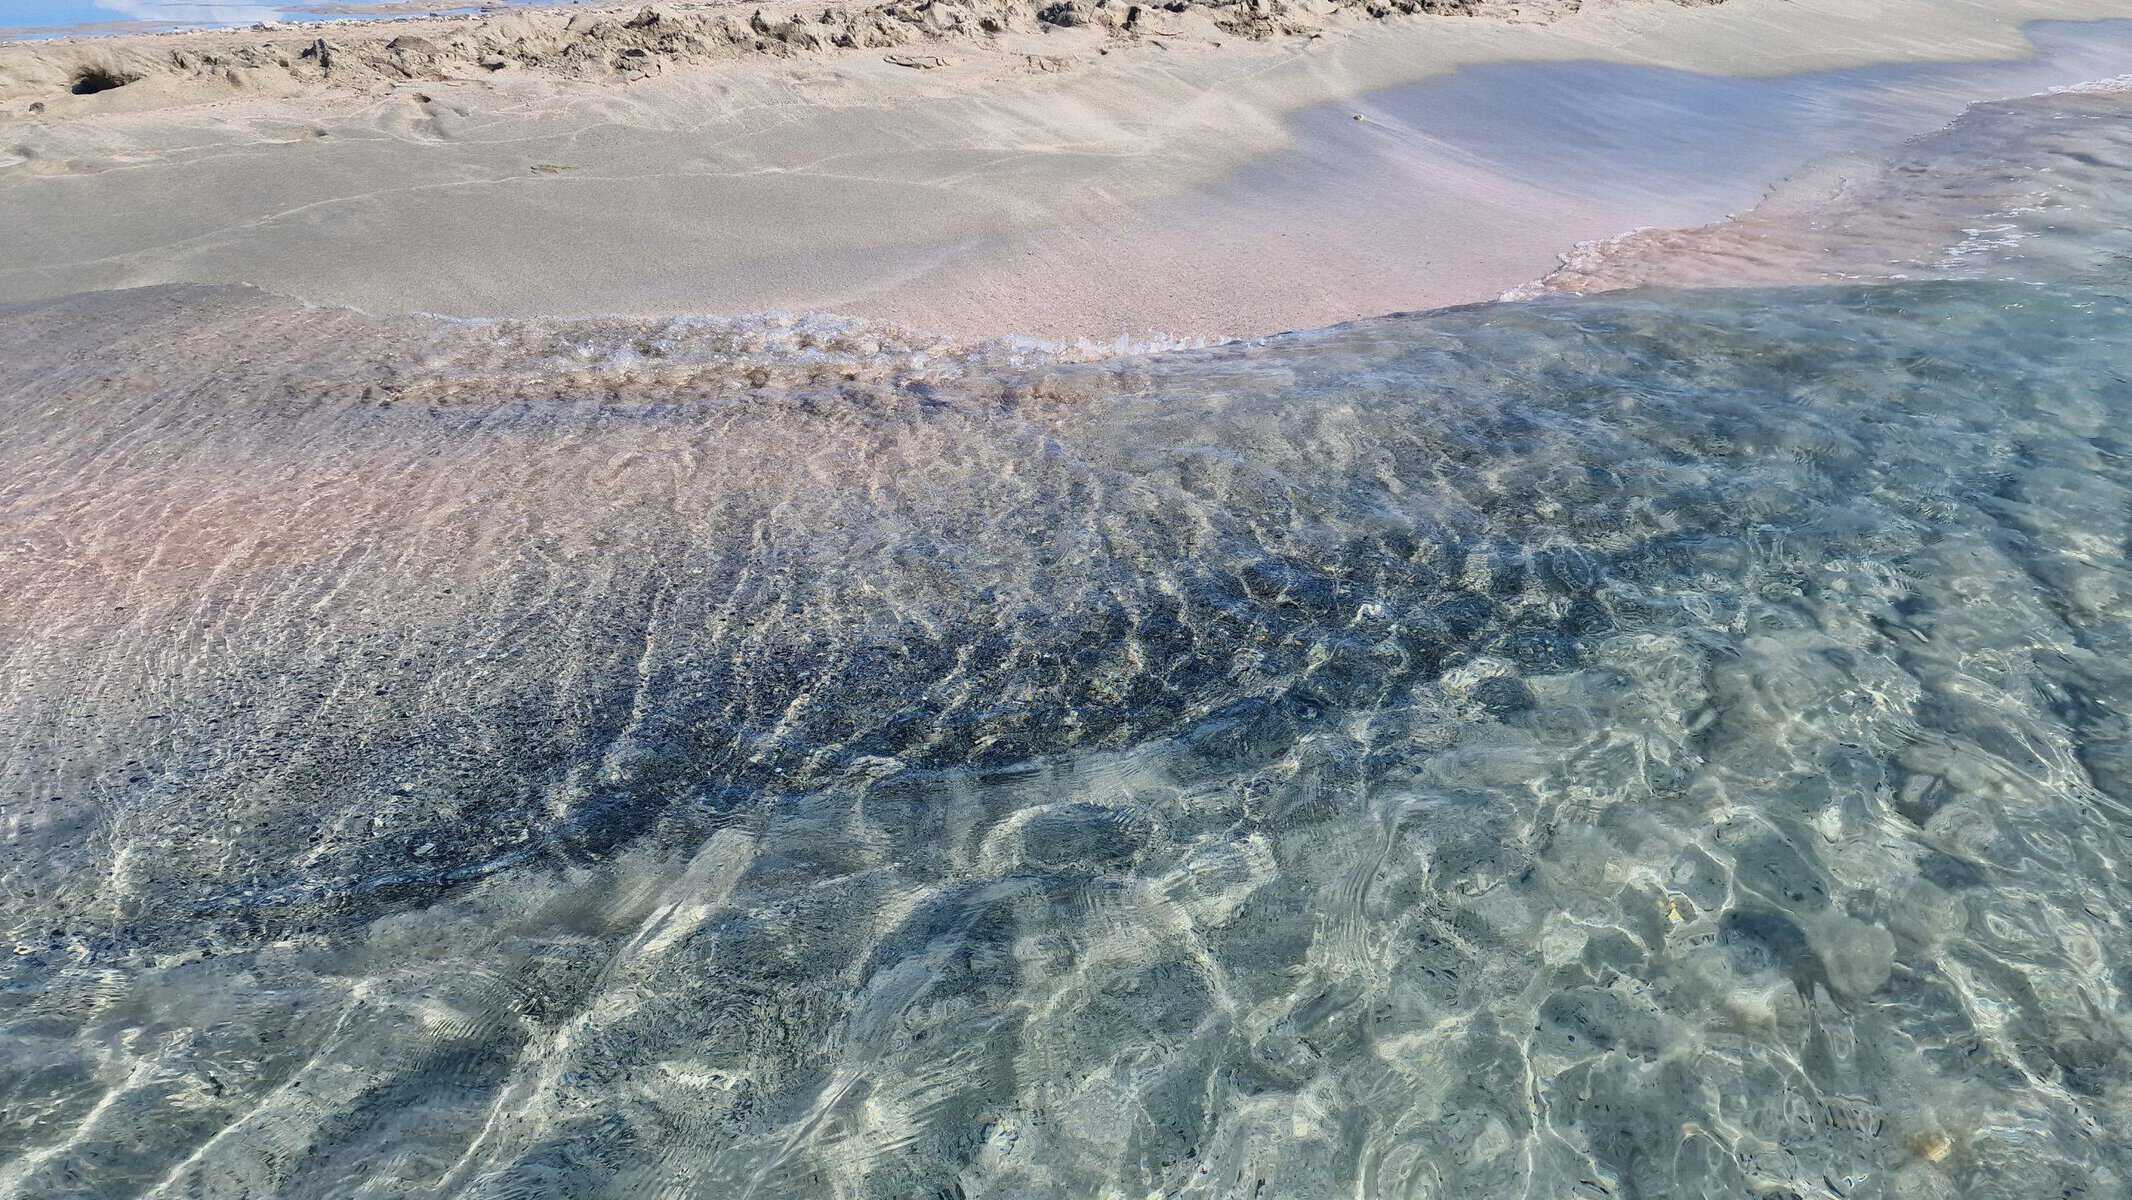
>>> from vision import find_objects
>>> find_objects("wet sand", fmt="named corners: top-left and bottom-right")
top-left (6, 78), bottom-right (2132, 1193)
top-left (8, 6), bottom-right (2132, 1196)
top-left (3, 0), bottom-right (2132, 340)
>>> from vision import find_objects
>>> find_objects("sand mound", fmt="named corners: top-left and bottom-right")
top-left (0, 0), bottom-right (1588, 110)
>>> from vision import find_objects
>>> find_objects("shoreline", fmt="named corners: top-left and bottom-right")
top-left (6, 57), bottom-right (2132, 1200)
top-left (5, 0), bottom-right (2132, 341)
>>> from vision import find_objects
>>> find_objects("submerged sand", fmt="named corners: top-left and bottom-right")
top-left (3, 0), bottom-right (2132, 339)
top-left (7, 10), bottom-right (2132, 1197)
top-left (6, 79), bottom-right (2132, 1194)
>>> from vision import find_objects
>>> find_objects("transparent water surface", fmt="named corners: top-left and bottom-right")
top-left (3, 81), bottom-right (2132, 1200)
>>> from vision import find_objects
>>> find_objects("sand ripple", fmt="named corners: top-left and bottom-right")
top-left (4, 83), bottom-right (2132, 1200)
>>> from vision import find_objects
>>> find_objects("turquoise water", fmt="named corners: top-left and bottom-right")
top-left (4, 1), bottom-right (302, 37)
top-left (4, 82), bottom-right (2132, 1200)
top-left (1, 0), bottom-right (558, 40)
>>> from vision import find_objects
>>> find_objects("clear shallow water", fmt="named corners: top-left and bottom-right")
top-left (3, 86), bottom-right (2132, 1200)
top-left (1263, 20), bottom-right (2132, 268)
top-left (1315, 21), bottom-right (2132, 216)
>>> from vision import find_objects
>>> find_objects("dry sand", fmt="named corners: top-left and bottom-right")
top-left (4, 0), bottom-right (2132, 340)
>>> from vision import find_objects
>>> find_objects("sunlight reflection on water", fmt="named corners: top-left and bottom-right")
top-left (3, 75), bottom-right (2132, 1200)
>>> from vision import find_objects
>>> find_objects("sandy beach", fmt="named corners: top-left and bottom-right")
top-left (4, 0), bottom-right (2132, 340)
top-left (12, 3), bottom-right (2132, 1196)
